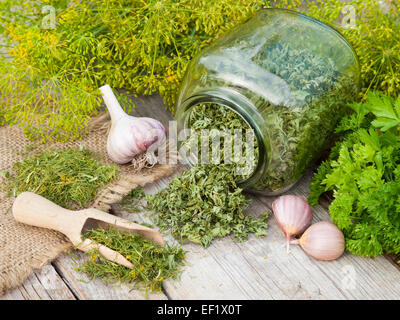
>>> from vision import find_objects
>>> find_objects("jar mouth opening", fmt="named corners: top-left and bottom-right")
top-left (177, 89), bottom-right (268, 188)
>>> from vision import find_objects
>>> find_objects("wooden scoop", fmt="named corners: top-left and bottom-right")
top-left (12, 192), bottom-right (164, 269)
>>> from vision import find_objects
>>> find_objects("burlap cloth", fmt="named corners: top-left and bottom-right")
top-left (0, 115), bottom-right (177, 294)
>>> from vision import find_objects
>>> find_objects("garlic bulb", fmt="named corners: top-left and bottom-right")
top-left (272, 195), bottom-right (313, 252)
top-left (291, 221), bottom-right (345, 261)
top-left (100, 85), bottom-right (166, 164)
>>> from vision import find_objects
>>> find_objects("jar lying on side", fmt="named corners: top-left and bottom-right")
top-left (175, 8), bottom-right (360, 195)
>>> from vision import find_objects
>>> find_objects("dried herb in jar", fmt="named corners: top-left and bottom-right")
top-left (183, 103), bottom-right (259, 180)
top-left (182, 42), bottom-right (357, 192)
top-left (249, 42), bottom-right (354, 191)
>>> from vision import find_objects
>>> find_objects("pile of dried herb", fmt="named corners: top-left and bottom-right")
top-left (118, 95), bottom-right (267, 249)
top-left (144, 165), bottom-right (269, 248)
top-left (76, 227), bottom-right (185, 292)
top-left (183, 103), bottom-right (258, 180)
top-left (4, 147), bottom-right (118, 209)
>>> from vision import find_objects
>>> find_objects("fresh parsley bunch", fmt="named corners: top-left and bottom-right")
top-left (309, 92), bottom-right (400, 257)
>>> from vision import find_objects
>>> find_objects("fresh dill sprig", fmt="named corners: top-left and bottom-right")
top-left (0, 0), bottom-right (287, 142)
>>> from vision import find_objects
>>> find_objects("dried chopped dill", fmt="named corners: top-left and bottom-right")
top-left (144, 165), bottom-right (269, 248)
top-left (77, 227), bottom-right (185, 292)
top-left (5, 147), bottom-right (118, 209)
top-left (183, 103), bottom-right (259, 180)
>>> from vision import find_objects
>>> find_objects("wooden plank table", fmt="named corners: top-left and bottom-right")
top-left (2, 94), bottom-right (400, 300)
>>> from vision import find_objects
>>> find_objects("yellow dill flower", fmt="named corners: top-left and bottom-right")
top-left (154, 2), bottom-right (163, 10)
top-left (90, 252), bottom-right (98, 263)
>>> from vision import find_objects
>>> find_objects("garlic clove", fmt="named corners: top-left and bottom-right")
top-left (272, 195), bottom-right (313, 253)
top-left (294, 221), bottom-right (345, 261)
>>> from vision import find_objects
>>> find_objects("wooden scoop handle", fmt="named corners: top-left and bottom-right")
top-left (12, 192), bottom-right (85, 242)
top-left (12, 192), bottom-right (165, 269)
top-left (13, 192), bottom-right (165, 245)
top-left (78, 238), bottom-right (134, 269)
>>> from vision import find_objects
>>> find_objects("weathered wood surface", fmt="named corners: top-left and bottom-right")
top-left (136, 171), bottom-right (400, 300)
top-left (3, 94), bottom-right (400, 300)
top-left (1, 265), bottom-right (76, 300)
top-left (52, 252), bottom-right (167, 300)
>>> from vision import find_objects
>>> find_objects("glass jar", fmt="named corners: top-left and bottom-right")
top-left (175, 8), bottom-right (360, 195)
